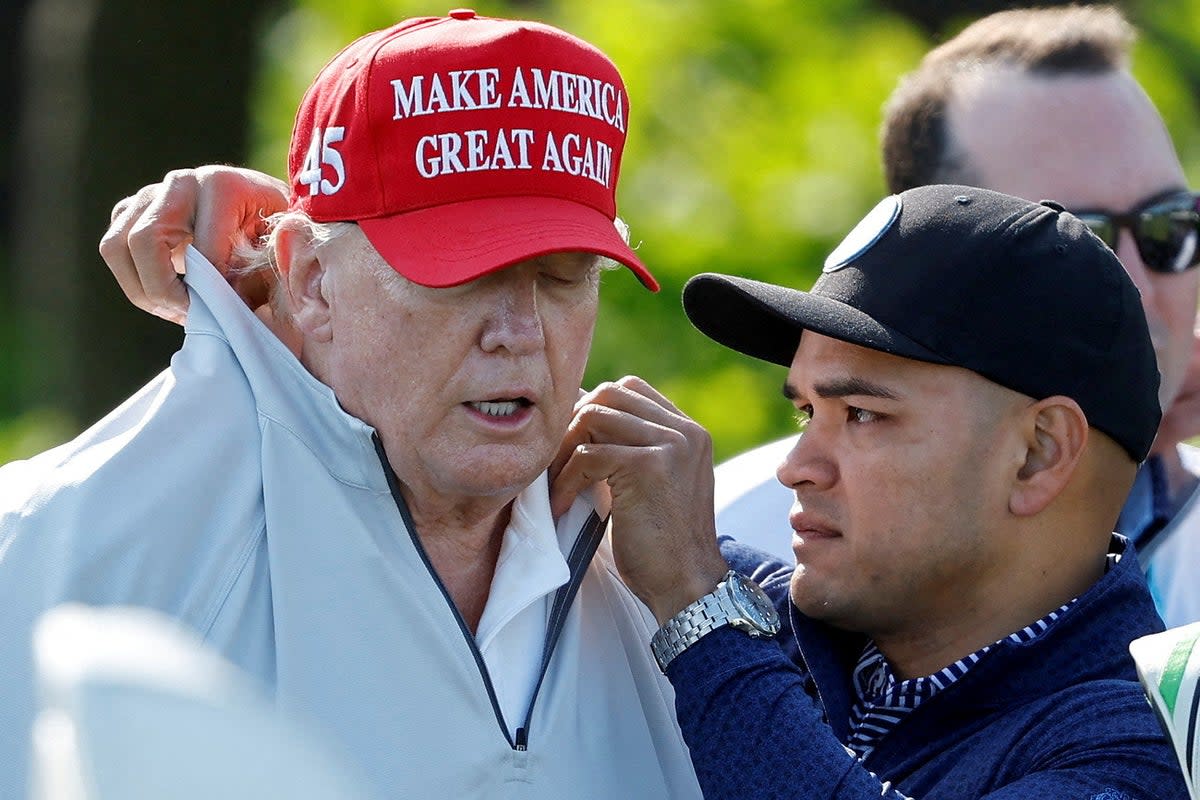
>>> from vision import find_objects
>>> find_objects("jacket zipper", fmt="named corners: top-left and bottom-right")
top-left (374, 435), bottom-right (605, 752)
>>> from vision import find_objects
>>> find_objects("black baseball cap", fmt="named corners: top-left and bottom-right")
top-left (683, 184), bottom-right (1161, 461)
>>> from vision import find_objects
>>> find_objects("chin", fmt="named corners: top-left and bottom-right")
top-left (789, 573), bottom-right (845, 624)
top-left (454, 451), bottom-right (552, 498)
top-left (459, 476), bottom-right (544, 500)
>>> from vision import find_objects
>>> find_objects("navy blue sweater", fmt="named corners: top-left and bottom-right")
top-left (666, 536), bottom-right (1186, 799)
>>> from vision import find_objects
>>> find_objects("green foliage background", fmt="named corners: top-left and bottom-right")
top-left (241, 0), bottom-right (1200, 463)
top-left (5, 0), bottom-right (1200, 464)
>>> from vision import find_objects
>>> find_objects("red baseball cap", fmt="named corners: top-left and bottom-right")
top-left (287, 9), bottom-right (657, 291)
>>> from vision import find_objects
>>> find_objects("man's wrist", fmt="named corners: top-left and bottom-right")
top-left (650, 569), bottom-right (782, 672)
top-left (647, 563), bottom-right (730, 625)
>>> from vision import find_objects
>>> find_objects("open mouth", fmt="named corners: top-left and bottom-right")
top-left (468, 398), bottom-right (532, 417)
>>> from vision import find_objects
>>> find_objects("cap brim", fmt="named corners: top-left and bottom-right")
top-left (682, 272), bottom-right (949, 367)
top-left (358, 196), bottom-right (657, 291)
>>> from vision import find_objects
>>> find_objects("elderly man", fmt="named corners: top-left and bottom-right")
top-left (715, 3), bottom-right (1200, 629)
top-left (0, 12), bottom-right (702, 800)
top-left (558, 184), bottom-right (1186, 798)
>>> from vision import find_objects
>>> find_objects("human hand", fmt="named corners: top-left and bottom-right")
top-left (1156, 326), bottom-right (1200, 453)
top-left (550, 377), bottom-right (728, 623)
top-left (549, 390), bottom-right (614, 522)
top-left (99, 166), bottom-right (289, 325)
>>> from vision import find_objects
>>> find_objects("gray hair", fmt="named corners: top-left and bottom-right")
top-left (229, 212), bottom-right (630, 285)
top-left (228, 212), bottom-right (354, 282)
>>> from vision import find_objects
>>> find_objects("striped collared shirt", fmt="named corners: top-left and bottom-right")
top-left (845, 554), bottom-right (1118, 760)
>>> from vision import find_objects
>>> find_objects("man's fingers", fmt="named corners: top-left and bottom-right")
top-left (550, 441), bottom-right (643, 520)
top-left (549, 390), bottom-right (592, 486)
top-left (576, 377), bottom-right (690, 430)
top-left (551, 376), bottom-right (706, 517)
top-left (551, 375), bottom-right (712, 524)
top-left (552, 382), bottom-right (668, 479)
top-left (100, 182), bottom-right (190, 324)
top-left (124, 170), bottom-right (201, 323)
top-left (192, 166), bottom-right (288, 269)
top-left (567, 401), bottom-right (683, 449)
top-left (99, 166), bottom-right (291, 328)
top-left (100, 194), bottom-right (153, 313)
top-left (606, 375), bottom-right (687, 417)
top-left (550, 404), bottom-right (665, 516)
top-left (109, 194), bottom-right (134, 224)
top-left (551, 375), bottom-right (721, 618)
top-left (549, 445), bottom-right (594, 520)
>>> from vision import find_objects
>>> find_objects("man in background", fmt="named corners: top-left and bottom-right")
top-left (715, 5), bottom-right (1200, 629)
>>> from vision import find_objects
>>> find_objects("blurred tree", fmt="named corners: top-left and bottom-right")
top-left (0, 0), bottom-right (35, 438)
top-left (9, 0), bottom-right (279, 431)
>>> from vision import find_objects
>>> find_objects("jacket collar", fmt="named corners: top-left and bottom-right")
top-left (791, 535), bottom-right (1164, 743)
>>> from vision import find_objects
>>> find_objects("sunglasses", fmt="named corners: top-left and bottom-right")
top-left (1072, 190), bottom-right (1200, 274)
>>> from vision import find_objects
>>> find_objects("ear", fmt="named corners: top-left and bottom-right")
top-left (274, 224), bottom-right (333, 343)
top-left (1009, 396), bottom-right (1089, 517)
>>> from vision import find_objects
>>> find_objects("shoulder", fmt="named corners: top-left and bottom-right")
top-left (917, 678), bottom-right (1188, 800)
top-left (1177, 440), bottom-right (1200, 473)
top-left (0, 342), bottom-right (265, 616)
top-left (1022, 677), bottom-right (1167, 738)
top-left (1011, 678), bottom-right (1183, 791)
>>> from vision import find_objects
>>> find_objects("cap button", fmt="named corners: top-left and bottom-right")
top-left (449, 8), bottom-right (476, 19)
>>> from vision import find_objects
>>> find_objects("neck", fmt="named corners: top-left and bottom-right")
top-left (873, 544), bottom-right (1105, 680)
top-left (372, 437), bottom-right (517, 635)
top-left (406, 491), bottom-right (512, 634)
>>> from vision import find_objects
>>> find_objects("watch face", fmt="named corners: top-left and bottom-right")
top-left (727, 573), bottom-right (781, 634)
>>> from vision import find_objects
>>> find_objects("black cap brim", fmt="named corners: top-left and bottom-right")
top-left (682, 272), bottom-right (951, 368)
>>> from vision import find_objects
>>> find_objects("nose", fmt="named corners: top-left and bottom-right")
top-left (479, 273), bottom-right (545, 355)
top-left (775, 429), bottom-right (837, 492)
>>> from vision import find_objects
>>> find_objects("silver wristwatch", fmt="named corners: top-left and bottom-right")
top-left (650, 570), bottom-right (781, 672)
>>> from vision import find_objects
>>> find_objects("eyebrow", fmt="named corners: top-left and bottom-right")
top-left (782, 376), bottom-right (900, 402)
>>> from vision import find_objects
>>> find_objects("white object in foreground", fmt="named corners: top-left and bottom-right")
top-left (1130, 621), bottom-right (1200, 800)
top-left (30, 604), bottom-right (377, 800)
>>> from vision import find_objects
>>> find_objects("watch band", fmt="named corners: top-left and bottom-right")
top-left (651, 589), bottom-right (731, 672)
top-left (650, 570), bottom-right (778, 672)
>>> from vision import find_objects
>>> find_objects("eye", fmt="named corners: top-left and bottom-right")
top-left (537, 254), bottom-right (600, 289)
top-left (539, 266), bottom-right (594, 289)
top-left (793, 405), bottom-right (813, 431)
top-left (848, 406), bottom-right (880, 424)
